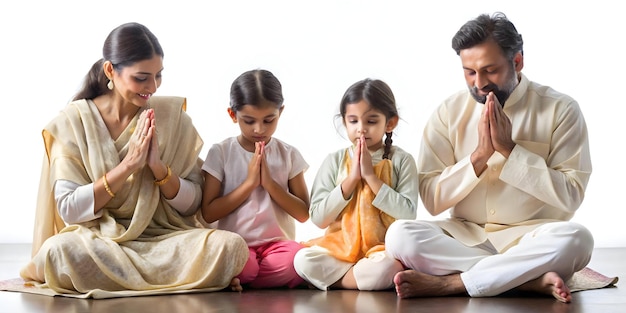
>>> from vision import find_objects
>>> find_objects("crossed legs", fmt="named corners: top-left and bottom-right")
top-left (385, 220), bottom-right (593, 303)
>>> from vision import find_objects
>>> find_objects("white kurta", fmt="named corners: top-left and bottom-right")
top-left (386, 74), bottom-right (594, 297)
top-left (419, 74), bottom-right (591, 252)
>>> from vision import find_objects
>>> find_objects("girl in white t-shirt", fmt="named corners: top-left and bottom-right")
top-left (293, 78), bottom-right (419, 291)
top-left (200, 69), bottom-right (310, 290)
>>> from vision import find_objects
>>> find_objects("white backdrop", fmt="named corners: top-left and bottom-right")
top-left (1, 1), bottom-right (624, 248)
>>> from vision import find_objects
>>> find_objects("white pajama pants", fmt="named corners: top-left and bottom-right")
top-left (385, 220), bottom-right (594, 297)
top-left (293, 245), bottom-right (404, 291)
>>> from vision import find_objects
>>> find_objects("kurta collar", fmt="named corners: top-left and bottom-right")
top-left (503, 73), bottom-right (530, 109)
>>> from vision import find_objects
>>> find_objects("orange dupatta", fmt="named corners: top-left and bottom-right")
top-left (304, 150), bottom-right (395, 263)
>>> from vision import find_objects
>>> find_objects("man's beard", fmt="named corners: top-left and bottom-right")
top-left (469, 71), bottom-right (519, 106)
top-left (470, 84), bottom-right (512, 106)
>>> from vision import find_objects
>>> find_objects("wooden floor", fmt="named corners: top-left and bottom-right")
top-left (0, 244), bottom-right (623, 313)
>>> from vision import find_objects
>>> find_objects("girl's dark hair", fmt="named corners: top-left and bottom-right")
top-left (229, 69), bottom-right (284, 111)
top-left (338, 78), bottom-right (398, 160)
top-left (451, 12), bottom-right (524, 61)
top-left (73, 22), bottom-right (164, 101)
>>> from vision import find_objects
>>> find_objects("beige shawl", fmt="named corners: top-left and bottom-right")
top-left (20, 96), bottom-right (247, 298)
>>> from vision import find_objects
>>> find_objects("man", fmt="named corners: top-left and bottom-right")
top-left (385, 12), bottom-right (593, 303)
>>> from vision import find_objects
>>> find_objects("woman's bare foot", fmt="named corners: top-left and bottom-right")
top-left (393, 270), bottom-right (466, 299)
top-left (518, 272), bottom-right (571, 303)
top-left (230, 277), bottom-right (243, 292)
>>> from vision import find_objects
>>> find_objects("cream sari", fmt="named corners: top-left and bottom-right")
top-left (20, 96), bottom-right (248, 298)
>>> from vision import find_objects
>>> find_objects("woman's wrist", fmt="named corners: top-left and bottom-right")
top-left (154, 165), bottom-right (172, 186)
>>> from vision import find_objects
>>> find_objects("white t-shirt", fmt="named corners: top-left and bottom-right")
top-left (202, 137), bottom-right (309, 246)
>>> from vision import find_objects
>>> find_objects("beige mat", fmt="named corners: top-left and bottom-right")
top-left (0, 267), bottom-right (618, 299)
top-left (567, 267), bottom-right (619, 292)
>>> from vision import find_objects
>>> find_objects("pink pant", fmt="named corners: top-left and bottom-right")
top-left (237, 240), bottom-right (304, 288)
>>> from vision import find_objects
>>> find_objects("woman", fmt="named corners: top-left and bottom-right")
top-left (20, 22), bottom-right (248, 298)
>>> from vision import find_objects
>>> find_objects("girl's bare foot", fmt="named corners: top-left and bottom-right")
top-left (230, 277), bottom-right (243, 292)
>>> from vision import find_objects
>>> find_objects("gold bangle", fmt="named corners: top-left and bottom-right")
top-left (102, 174), bottom-right (115, 198)
top-left (154, 166), bottom-right (172, 186)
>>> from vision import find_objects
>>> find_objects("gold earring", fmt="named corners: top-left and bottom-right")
top-left (107, 80), bottom-right (114, 90)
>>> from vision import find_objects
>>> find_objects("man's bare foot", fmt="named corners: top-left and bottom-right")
top-left (230, 277), bottom-right (243, 292)
top-left (517, 272), bottom-right (571, 303)
top-left (393, 270), bottom-right (466, 299)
